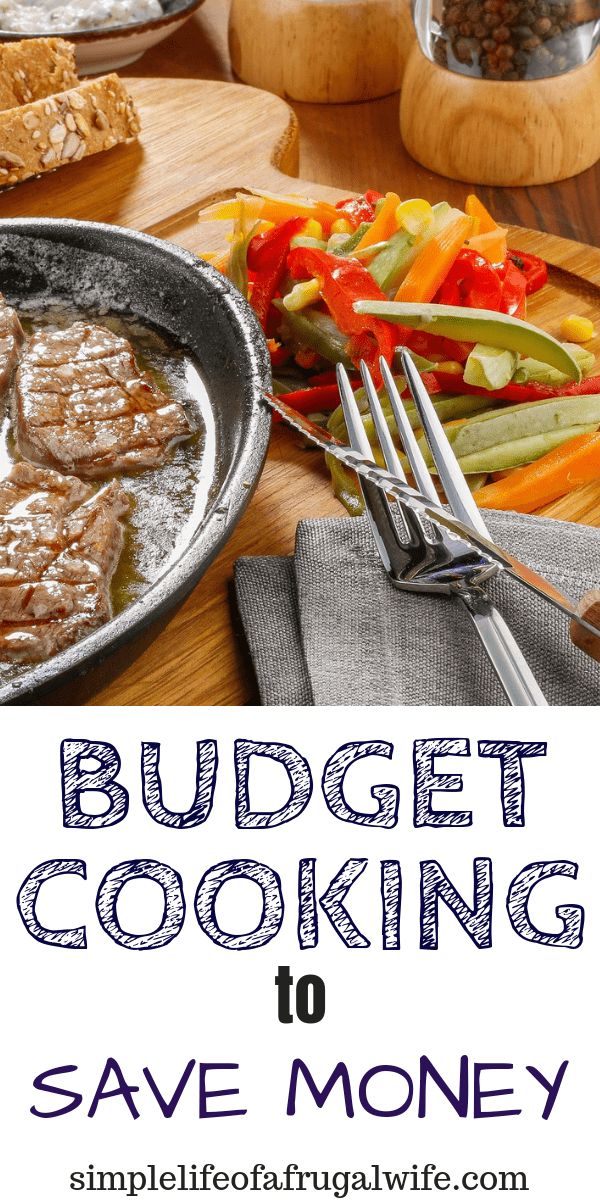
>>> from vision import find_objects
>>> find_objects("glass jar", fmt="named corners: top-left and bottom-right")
top-left (414, 0), bottom-right (600, 79)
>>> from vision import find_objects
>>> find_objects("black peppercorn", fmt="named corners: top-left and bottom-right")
top-left (437, 0), bottom-right (594, 78)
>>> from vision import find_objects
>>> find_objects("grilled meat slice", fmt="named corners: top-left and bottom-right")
top-left (0, 293), bottom-right (24, 400)
top-left (0, 462), bottom-right (129, 663)
top-left (16, 322), bottom-right (191, 477)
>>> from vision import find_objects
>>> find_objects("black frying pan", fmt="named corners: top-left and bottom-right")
top-left (0, 218), bottom-right (271, 704)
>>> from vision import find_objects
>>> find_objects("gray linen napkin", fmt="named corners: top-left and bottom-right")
top-left (234, 510), bottom-right (600, 705)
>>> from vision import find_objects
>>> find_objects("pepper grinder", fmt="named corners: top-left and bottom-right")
top-left (400, 0), bottom-right (600, 183)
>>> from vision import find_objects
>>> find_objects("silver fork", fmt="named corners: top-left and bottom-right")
top-left (336, 358), bottom-right (548, 706)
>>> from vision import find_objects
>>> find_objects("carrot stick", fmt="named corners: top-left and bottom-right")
top-left (465, 194), bottom-right (498, 234)
top-left (472, 432), bottom-right (600, 512)
top-left (393, 214), bottom-right (472, 303)
top-left (354, 192), bottom-right (401, 252)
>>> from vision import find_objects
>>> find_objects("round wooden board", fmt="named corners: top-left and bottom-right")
top-left (9, 73), bottom-right (596, 520)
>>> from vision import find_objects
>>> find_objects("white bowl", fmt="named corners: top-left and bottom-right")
top-left (0, 0), bottom-right (205, 73)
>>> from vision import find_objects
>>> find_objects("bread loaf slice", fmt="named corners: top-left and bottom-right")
top-left (0, 38), bottom-right (78, 111)
top-left (0, 74), bottom-right (141, 187)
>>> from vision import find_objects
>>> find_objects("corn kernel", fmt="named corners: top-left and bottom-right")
top-left (302, 218), bottom-right (323, 240)
top-left (560, 314), bottom-right (594, 343)
top-left (395, 198), bottom-right (434, 237)
top-left (435, 360), bottom-right (463, 375)
top-left (282, 278), bottom-right (322, 312)
top-left (331, 217), bottom-right (352, 235)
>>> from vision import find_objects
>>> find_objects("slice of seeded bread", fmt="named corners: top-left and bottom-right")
top-left (0, 74), bottom-right (141, 187)
top-left (0, 38), bottom-right (79, 111)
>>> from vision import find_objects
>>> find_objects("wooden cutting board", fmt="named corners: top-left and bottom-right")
top-left (2, 74), bottom-right (600, 526)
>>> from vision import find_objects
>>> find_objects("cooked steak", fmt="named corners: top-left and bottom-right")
top-left (0, 293), bottom-right (24, 400)
top-left (16, 322), bottom-right (191, 477)
top-left (0, 462), bottom-right (129, 663)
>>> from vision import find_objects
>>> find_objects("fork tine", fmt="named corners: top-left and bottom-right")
top-left (400, 348), bottom-right (489, 536)
top-left (335, 363), bottom-right (374, 458)
top-left (359, 361), bottom-right (407, 483)
top-left (379, 356), bottom-right (440, 506)
top-left (336, 362), bottom-right (434, 573)
top-left (336, 363), bottom-right (413, 575)
top-left (357, 359), bottom-right (436, 555)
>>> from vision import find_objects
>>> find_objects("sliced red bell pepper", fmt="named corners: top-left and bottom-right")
top-left (507, 249), bottom-right (548, 295)
top-left (287, 246), bottom-right (397, 384)
top-left (271, 380), bottom-right (361, 423)
top-left (306, 369), bottom-right (339, 387)
top-left (403, 330), bottom-right (473, 364)
top-left (495, 259), bottom-right (527, 318)
top-left (334, 190), bottom-right (383, 230)
top-left (436, 248), bottom-right (503, 311)
top-left (251, 269), bottom-right (283, 331)
top-left (247, 217), bottom-right (306, 330)
top-left (432, 370), bottom-right (600, 404)
top-left (247, 217), bottom-right (305, 272)
top-left (272, 370), bottom-right (440, 424)
top-left (275, 384), bottom-right (342, 411)
top-left (434, 248), bottom-right (527, 318)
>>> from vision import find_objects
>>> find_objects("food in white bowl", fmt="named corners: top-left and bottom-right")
top-left (0, 0), bottom-right (162, 33)
top-left (0, 0), bottom-right (206, 73)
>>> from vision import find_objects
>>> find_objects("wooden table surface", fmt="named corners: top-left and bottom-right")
top-left (37, 0), bottom-right (600, 705)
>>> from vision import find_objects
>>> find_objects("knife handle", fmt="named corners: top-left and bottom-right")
top-left (570, 590), bottom-right (600, 663)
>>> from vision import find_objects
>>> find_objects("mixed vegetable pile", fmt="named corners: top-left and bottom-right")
top-left (200, 188), bottom-right (600, 516)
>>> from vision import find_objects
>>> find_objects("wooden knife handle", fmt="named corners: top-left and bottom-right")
top-left (570, 590), bottom-right (600, 663)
